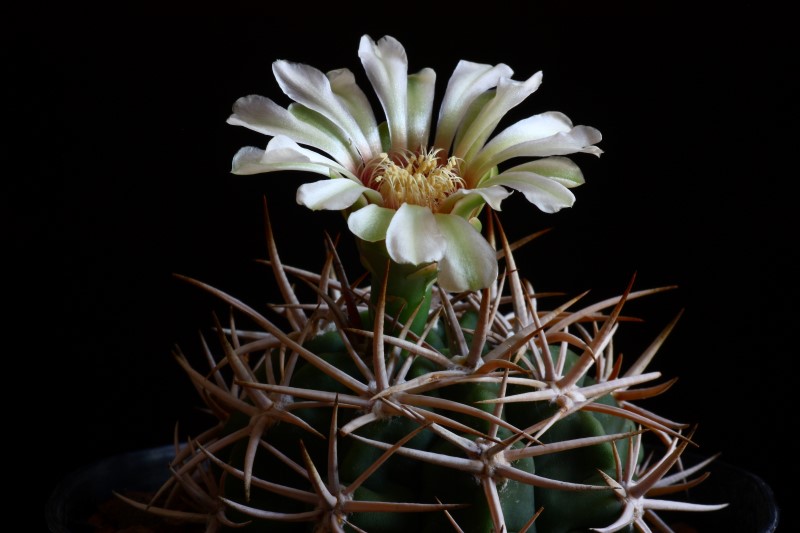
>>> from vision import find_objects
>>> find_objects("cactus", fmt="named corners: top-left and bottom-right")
top-left (118, 35), bottom-right (727, 532)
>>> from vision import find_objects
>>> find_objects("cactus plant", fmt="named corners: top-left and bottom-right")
top-left (118, 34), bottom-right (727, 532)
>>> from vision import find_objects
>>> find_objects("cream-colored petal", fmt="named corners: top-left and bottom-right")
top-left (483, 171), bottom-right (576, 213)
top-left (466, 112), bottom-right (574, 178)
top-left (231, 146), bottom-right (326, 177)
top-left (296, 178), bottom-right (370, 211)
top-left (434, 214), bottom-right (498, 292)
top-left (406, 68), bottom-right (436, 151)
top-left (347, 204), bottom-right (394, 242)
top-left (453, 71), bottom-right (543, 160)
top-left (231, 146), bottom-right (274, 175)
top-left (475, 125), bottom-right (603, 170)
top-left (230, 136), bottom-right (359, 181)
top-left (505, 156), bottom-right (585, 189)
top-left (386, 203), bottom-right (445, 264)
top-left (326, 68), bottom-right (382, 154)
top-left (262, 135), bottom-right (358, 176)
top-left (439, 185), bottom-right (512, 214)
top-left (434, 60), bottom-right (514, 153)
top-left (227, 94), bottom-right (358, 169)
top-left (359, 35), bottom-right (409, 150)
top-left (272, 60), bottom-right (375, 160)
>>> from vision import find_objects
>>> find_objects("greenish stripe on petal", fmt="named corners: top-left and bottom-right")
top-left (296, 178), bottom-right (369, 211)
top-left (451, 90), bottom-right (496, 174)
top-left (386, 204), bottom-right (445, 265)
top-left (288, 103), bottom-right (364, 167)
top-left (406, 68), bottom-right (436, 151)
top-left (446, 192), bottom-right (489, 220)
top-left (346, 204), bottom-right (394, 242)
top-left (439, 186), bottom-right (511, 216)
top-left (434, 213), bottom-right (498, 292)
top-left (483, 171), bottom-right (576, 213)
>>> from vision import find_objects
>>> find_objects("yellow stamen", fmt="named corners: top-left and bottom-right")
top-left (364, 148), bottom-right (463, 211)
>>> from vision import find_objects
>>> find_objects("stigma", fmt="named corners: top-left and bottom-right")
top-left (363, 148), bottom-right (463, 211)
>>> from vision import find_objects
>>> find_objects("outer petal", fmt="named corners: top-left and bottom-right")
top-left (439, 185), bottom-right (512, 213)
top-left (453, 71), bottom-right (544, 160)
top-left (296, 178), bottom-right (370, 211)
top-left (347, 204), bottom-right (394, 242)
top-left (506, 156), bottom-right (586, 189)
top-left (434, 214), bottom-right (498, 292)
top-left (466, 112), bottom-right (574, 179)
top-left (227, 95), bottom-right (358, 170)
top-left (482, 171), bottom-right (576, 213)
top-left (480, 125), bottom-right (603, 167)
top-left (359, 35), bottom-right (409, 150)
top-left (434, 60), bottom-right (514, 153)
top-left (386, 203), bottom-right (445, 264)
top-left (231, 135), bottom-right (360, 180)
top-left (231, 146), bottom-right (332, 177)
top-left (273, 60), bottom-right (374, 160)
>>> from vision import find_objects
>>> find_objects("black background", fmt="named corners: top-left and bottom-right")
top-left (6, 14), bottom-right (796, 532)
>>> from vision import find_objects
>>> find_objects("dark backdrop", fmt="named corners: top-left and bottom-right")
top-left (6, 15), bottom-right (795, 532)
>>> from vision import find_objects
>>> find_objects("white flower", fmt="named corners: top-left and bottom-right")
top-left (228, 35), bottom-right (602, 292)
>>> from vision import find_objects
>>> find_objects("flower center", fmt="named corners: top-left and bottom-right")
top-left (363, 148), bottom-right (463, 211)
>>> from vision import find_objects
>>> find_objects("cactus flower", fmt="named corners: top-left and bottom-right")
top-left (228, 35), bottom-right (602, 292)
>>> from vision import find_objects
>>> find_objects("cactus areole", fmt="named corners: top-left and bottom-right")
top-left (120, 35), bottom-right (728, 532)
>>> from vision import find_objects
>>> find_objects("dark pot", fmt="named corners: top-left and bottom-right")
top-left (46, 445), bottom-right (201, 533)
top-left (46, 445), bottom-right (779, 532)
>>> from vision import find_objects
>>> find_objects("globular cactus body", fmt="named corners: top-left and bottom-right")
top-left (119, 232), bottom-right (725, 533)
top-left (217, 327), bottom-right (637, 533)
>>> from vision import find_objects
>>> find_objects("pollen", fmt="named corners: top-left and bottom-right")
top-left (364, 148), bottom-right (463, 211)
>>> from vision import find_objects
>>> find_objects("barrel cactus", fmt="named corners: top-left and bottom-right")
top-left (119, 34), bottom-right (726, 532)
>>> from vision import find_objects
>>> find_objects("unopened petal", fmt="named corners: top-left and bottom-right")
top-left (434, 214), bottom-right (498, 292)
top-left (386, 203), bottom-right (445, 264)
top-left (347, 204), bottom-right (394, 242)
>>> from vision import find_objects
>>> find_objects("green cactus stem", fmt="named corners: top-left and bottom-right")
top-left (355, 238), bottom-right (438, 338)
